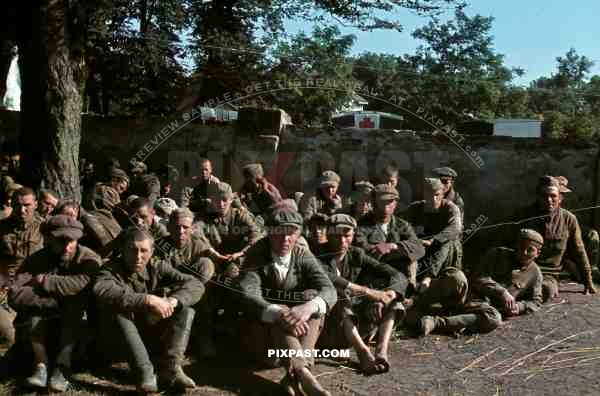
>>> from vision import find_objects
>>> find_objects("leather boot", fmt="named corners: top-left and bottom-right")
top-left (114, 314), bottom-right (157, 393)
top-left (158, 307), bottom-right (196, 390)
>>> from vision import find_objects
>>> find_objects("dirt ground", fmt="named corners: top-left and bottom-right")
top-left (2, 281), bottom-right (600, 396)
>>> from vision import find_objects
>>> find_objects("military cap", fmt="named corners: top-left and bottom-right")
top-left (519, 228), bottom-right (544, 246)
top-left (536, 175), bottom-right (566, 194)
top-left (111, 168), bottom-right (130, 185)
top-left (554, 175), bottom-right (572, 193)
top-left (351, 180), bottom-right (375, 201)
top-left (329, 214), bottom-right (357, 230)
top-left (125, 195), bottom-right (140, 207)
top-left (43, 214), bottom-right (84, 240)
top-left (95, 184), bottom-right (121, 210)
top-left (155, 198), bottom-right (178, 216)
top-left (265, 201), bottom-right (303, 229)
top-left (169, 207), bottom-right (194, 222)
top-left (207, 181), bottom-right (233, 199)
top-left (242, 163), bottom-right (264, 179)
top-left (423, 178), bottom-right (444, 192)
top-left (432, 167), bottom-right (458, 178)
top-left (319, 170), bottom-right (341, 187)
top-left (374, 184), bottom-right (399, 200)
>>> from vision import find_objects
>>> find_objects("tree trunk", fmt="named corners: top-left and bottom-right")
top-left (16, 2), bottom-right (88, 201)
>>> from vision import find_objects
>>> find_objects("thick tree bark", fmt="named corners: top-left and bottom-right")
top-left (16, 2), bottom-right (88, 201)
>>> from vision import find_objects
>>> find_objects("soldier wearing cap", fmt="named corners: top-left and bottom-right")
top-left (404, 178), bottom-right (463, 290)
top-left (154, 197), bottom-right (178, 226)
top-left (405, 267), bottom-right (501, 337)
top-left (380, 164), bottom-right (399, 189)
top-left (341, 180), bottom-right (374, 222)
top-left (8, 215), bottom-right (102, 392)
top-left (128, 161), bottom-right (161, 205)
top-left (0, 187), bottom-right (44, 347)
top-left (199, 182), bottom-right (261, 278)
top-left (238, 162), bottom-right (282, 221)
top-left (432, 167), bottom-right (464, 220)
top-left (93, 228), bottom-right (204, 392)
top-left (299, 170), bottom-right (343, 221)
top-left (515, 175), bottom-right (596, 300)
top-left (239, 202), bottom-right (336, 396)
top-left (82, 168), bottom-right (129, 212)
top-left (318, 214), bottom-right (408, 375)
top-left (355, 184), bottom-right (425, 289)
top-left (471, 229), bottom-right (543, 317)
top-left (186, 158), bottom-right (220, 213)
top-left (79, 184), bottom-right (122, 255)
top-left (555, 176), bottom-right (600, 285)
top-left (126, 197), bottom-right (168, 239)
top-left (306, 213), bottom-right (329, 254)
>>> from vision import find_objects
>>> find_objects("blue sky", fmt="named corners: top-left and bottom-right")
top-left (285, 0), bottom-right (600, 86)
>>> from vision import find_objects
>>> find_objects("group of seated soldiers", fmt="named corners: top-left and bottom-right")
top-left (0, 154), bottom-right (597, 396)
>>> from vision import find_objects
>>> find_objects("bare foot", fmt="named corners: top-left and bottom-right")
top-left (295, 367), bottom-right (331, 396)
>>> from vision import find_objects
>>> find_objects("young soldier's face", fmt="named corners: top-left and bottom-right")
top-left (537, 190), bottom-right (562, 212)
top-left (377, 198), bottom-right (397, 216)
top-left (133, 205), bottom-right (154, 229)
top-left (201, 161), bottom-right (212, 182)
top-left (111, 178), bottom-right (128, 194)
top-left (210, 196), bottom-right (232, 216)
top-left (13, 194), bottom-right (37, 223)
top-left (48, 236), bottom-right (78, 261)
top-left (330, 227), bottom-right (354, 256)
top-left (354, 197), bottom-right (371, 216)
top-left (321, 184), bottom-right (338, 200)
top-left (517, 239), bottom-right (541, 265)
top-left (440, 177), bottom-right (453, 193)
top-left (40, 194), bottom-right (59, 215)
top-left (124, 238), bottom-right (154, 273)
top-left (386, 175), bottom-right (398, 189)
top-left (60, 205), bottom-right (79, 221)
top-left (169, 217), bottom-right (193, 246)
top-left (270, 226), bottom-right (301, 256)
top-left (425, 189), bottom-right (444, 210)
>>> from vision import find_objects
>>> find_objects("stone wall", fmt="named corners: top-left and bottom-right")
top-left (1, 110), bottom-right (599, 237)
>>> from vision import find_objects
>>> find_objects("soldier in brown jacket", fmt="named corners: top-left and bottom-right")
top-left (299, 170), bottom-right (343, 222)
top-left (472, 229), bottom-right (544, 317)
top-left (517, 176), bottom-right (596, 301)
top-left (8, 215), bottom-right (102, 392)
top-left (239, 203), bottom-right (336, 396)
top-left (0, 187), bottom-right (44, 347)
top-left (93, 228), bottom-right (205, 392)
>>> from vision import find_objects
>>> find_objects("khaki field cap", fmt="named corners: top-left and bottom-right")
top-left (329, 214), bottom-right (357, 230)
top-left (319, 170), bottom-right (341, 187)
top-left (519, 228), bottom-right (544, 246)
top-left (111, 168), bottom-right (130, 185)
top-left (265, 201), bottom-right (303, 229)
top-left (43, 214), bottom-right (84, 240)
top-left (374, 184), bottom-right (399, 200)
top-left (536, 175), bottom-right (571, 194)
top-left (432, 167), bottom-right (458, 178)
top-left (423, 178), bottom-right (444, 192)
top-left (208, 182), bottom-right (233, 199)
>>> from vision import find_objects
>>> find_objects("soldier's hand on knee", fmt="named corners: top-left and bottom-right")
top-left (502, 290), bottom-right (518, 314)
top-left (145, 294), bottom-right (174, 319)
top-left (369, 302), bottom-right (384, 322)
top-left (289, 302), bottom-right (315, 324)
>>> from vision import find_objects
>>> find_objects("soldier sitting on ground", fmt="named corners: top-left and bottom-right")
top-left (355, 184), bottom-right (425, 289)
top-left (93, 228), bottom-right (204, 392)
top-left (37, 189), bottom-right (59, 221)
top-left (8, 215), bottom-right (102, 392)
top-left (299, 170), bottom-right (343, 222)
top-left (432, 167), bottom-right (464, 220)
top-left (471, 229), bottom-right (543, 318)
top-left (516, 175), bottom-right (596, 301)
top-left (128, 161), bottom-right (161, 205)
top-left (318, 214), bottom-right (408, 375)
top-left (404, 178), bottom-right (463, 290)
top-left (238, 163), bottom-right (282, 224)
top-left (239, 202), bottom-right (337, 396)
top-left (341, 180), bottom-right (374, 223)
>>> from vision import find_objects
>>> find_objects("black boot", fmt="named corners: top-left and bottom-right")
top-left (25, 363), bottom-right (48, 388)
top-left (158, 307), bottom-right (196, 390)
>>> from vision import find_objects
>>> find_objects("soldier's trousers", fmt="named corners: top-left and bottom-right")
top-left (418, 239), bottom-right (463, 280)
top-left (406, 268), bottom-right (501, 334)
top-left (16, 297), bottom-right (88, 369)
top-left (112, 307), bottom-right (195, 381)
top-left (240, 315), bottom-right (324, 370)
top-left (542, 275), bottom-right (559, 303)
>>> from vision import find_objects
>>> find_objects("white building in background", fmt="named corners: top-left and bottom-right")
top-left (493, 118), bottom-right (542, 138)
top-left (2, 48), bottom-right (20, 111)
top-left (336, 94), bottom-right (369, 113)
